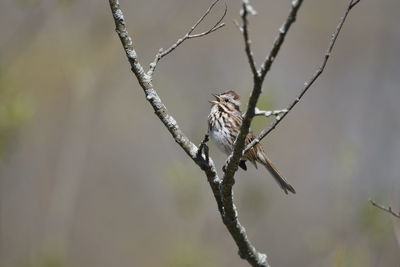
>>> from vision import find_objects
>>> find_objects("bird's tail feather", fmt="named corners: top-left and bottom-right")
top-left (257, 152), bottom-right (296, 194)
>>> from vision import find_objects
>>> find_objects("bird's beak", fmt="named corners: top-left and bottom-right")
top-left (209, 94), bottom-right (220, 104)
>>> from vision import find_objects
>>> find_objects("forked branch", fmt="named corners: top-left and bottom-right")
top-left (222, 0), bottom-right (360, 263)
top-left (148, 0), bottom-right (227, 76)
top-left (108, 1), bottom-right (269, 266)
top-left (220, 1), bottom-right (304, 265)
top-left (244, 0), bottom-right (362, 154)
top-left (108, 0), bottom-right (224, 219)
top-left (108, 0), bottom-right (361, 266)
top-left (222, 0), bottom-right (304, 217)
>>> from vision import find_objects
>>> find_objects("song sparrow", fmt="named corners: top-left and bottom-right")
top-left (208, 90), bottom-right (296, 194)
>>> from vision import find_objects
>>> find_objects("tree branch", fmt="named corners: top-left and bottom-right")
top-left (253, 107), bottom-right (288, 118)
top-left (224, 0), bottom-right (301, 183)
top-left (220, 0), bottom-right (359, 263)
top-left (223, 0), bottom-right (303, 184)
top-left (108, 0), bottom-right (224, 221)
top-left (370, 199), bottom-right (400, 219)
top-left (350, 0), bottom-right (361, 9)
top-left (244, 0), bottom-right (361, 154)
top-left (108, 1), bottom-right (268, 266)
top-left (109, 0), bottom-right (361, 266)
top-left (148, 0), bottom-right (227, 76)
top-left (220, 1), bottom-right (304, 265)
top-left (240, 0), bottom-right (258, 79)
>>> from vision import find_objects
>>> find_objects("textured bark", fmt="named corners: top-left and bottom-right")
top-left (108, 0), bottom-right (361, 266)
top-left (108, 1), bottom-right (269, 266)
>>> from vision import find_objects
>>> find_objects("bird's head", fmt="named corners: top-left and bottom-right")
top-left (209, 90), bottom-right (241, 112)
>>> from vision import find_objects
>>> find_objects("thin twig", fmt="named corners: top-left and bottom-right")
top-left (350, 0), bottom-right (361, 9)
top-left (253, 107), bottom-right (288, 118)
top-left (244, 0), bottom-right (361, 153)
top-left (148, 0), bottom-right (227, 76)
top-left (241, 0), bottom-right (258, 79)
top-left (243, 107), bottom-right (287, 118)
top-left (370, 199), bottom-right (400, 219)
top-left (233, 19), bottom-right (243, 32)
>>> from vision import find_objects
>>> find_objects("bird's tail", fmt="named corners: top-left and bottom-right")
top-left (257, 151), bottom-right (296, 194)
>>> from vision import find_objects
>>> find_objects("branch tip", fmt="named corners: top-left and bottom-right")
top-left (370, 199), bottom-right (400, 219)
top-left (245, 0), bottom-right (361, 153)
top-left (350, 0), bottom-right (361, 10)
top-left (148, 0), bottom-right (227, 75)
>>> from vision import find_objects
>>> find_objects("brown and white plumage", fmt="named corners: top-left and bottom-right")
top-left (208, 90), bottom-right (296, 194)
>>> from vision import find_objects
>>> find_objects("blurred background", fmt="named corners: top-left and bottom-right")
top-left (1, 0), bottom-right (400, 266)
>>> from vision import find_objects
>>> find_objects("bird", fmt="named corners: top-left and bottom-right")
top-left (208, 90), bottom-right (295, 194)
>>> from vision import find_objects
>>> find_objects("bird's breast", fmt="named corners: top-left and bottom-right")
top-left (208, 113), bottom-right (234, 155)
